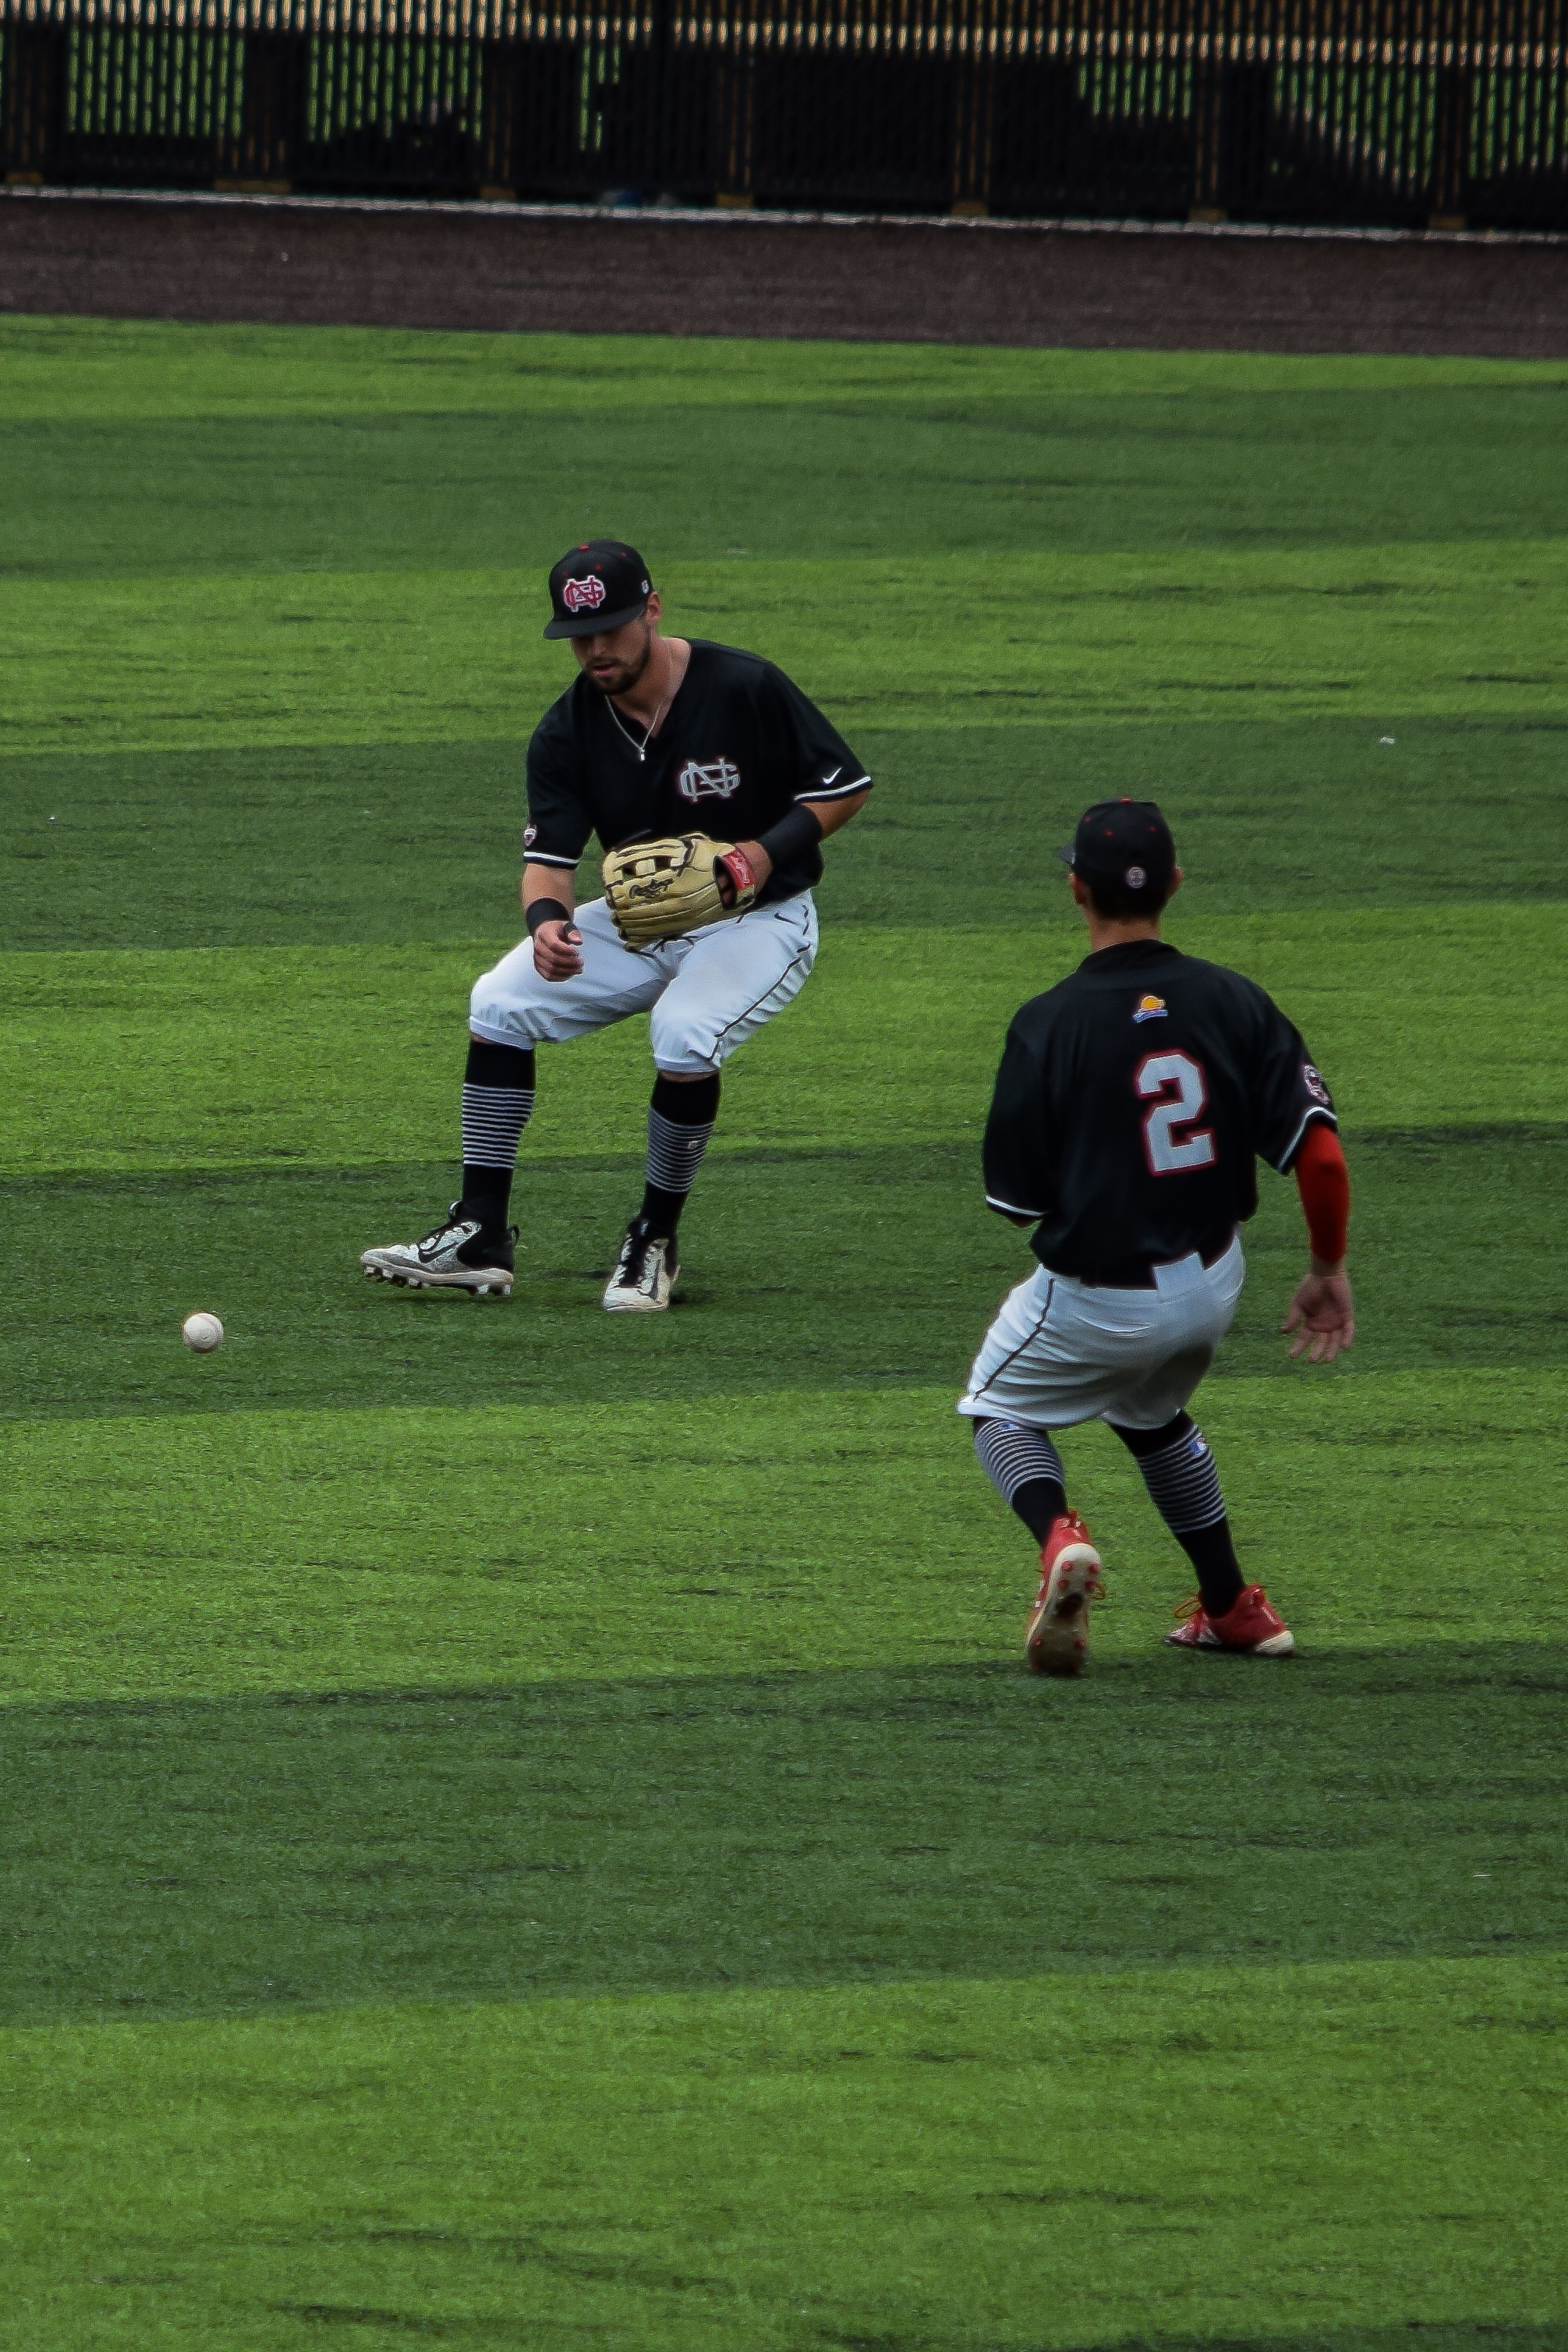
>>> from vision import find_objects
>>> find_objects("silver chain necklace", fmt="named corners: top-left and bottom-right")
top-left (607, 688), bottom-right (670, 764)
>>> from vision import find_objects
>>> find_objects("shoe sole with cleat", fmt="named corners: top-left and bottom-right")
top-left (1164, 1617), bottom-right (1296, 1657)
top-left (602, 1279), bottom-right (674, 1313)
top-left (1167, 1626), bottom-right (1297, 1658)
top-left (1025, 1552), bottom-right (1102, 1678)
top-left (360, 1256), bottom-right (513, 1297)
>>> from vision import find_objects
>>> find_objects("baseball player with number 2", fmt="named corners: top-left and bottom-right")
top-left (960, 799), bottom-right (1354, 1675)
top-left (362, 541), bottom-right (870, 1310)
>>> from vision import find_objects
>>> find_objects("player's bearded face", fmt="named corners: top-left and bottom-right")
top-left (573, 615), bottom-right (654, 697)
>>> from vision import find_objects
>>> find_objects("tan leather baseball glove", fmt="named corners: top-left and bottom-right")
top-left (601, 834), bottom-right (759, 947)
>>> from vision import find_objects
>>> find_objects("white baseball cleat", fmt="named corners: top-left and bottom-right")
top-left (602, 1218), bottom-right (678, 1312)
top-left (360, 1204), bottom-right (515, 1297)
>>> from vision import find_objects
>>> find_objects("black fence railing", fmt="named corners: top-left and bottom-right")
top-left (3, 0), bottom-right (1565, 228)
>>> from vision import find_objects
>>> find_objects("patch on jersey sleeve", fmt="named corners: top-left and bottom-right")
top-left (1132, 994), bottom-right (1168, 1023)
top-left (1303, 1062), bottom-right (1333, 1104)
top-left (522, 823), bottom-right (538, 849)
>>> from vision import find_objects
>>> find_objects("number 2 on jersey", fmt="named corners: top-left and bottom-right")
top-left (1134, 1051), bottom-right (1218, 1174)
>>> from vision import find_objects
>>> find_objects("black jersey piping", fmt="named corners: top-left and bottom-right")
top-left (708, 920), bottom-right (816, 1055)
top-left (970, 1283), bottom-right (1057, 1404)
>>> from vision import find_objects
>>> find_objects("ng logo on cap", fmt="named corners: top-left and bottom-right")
top-left (562, 574), bottom-right (607, 615)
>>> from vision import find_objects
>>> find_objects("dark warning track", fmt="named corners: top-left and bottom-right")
top-left (3, 186), bottom-right (1566, 356)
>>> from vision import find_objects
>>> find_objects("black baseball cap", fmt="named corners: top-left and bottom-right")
top-left (544, 540), bottom-right (653, 639)
top-left (1057, 799), bottom-right (1177, 901)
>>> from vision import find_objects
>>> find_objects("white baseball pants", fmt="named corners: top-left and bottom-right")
top-left (468, 892), bottom-right (818, 1077)
top-left (957, 1233), bottom-right (1246, 1433)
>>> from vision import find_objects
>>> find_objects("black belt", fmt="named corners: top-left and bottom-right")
top-left (1043, 1229), bottom-right (1238, 1293)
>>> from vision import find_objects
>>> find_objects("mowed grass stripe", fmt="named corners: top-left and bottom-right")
top-left (3, 1369), bottom-right (1563, 1705)
top-left (5, 1122), bottom-right (1563, 1426)
top-left (5, 541), bottom-right (1568, 753)
top-left (3, 909), bottom-right (1564, 1177)
top-left (12, 398), bottom-right (1568, 588)
top-left (2, 1958), bottom-right (1563, 2351)
top-left (7, 313), bottom-right (1567, 421)
top-left (8, 721), bottom-right (1567, 955)
top-left (2, 1642), bottom-right (1563, 2013)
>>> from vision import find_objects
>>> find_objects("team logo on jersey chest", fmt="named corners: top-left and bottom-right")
top-left (1132, 994), bottom-right (1168, 1023)
top-left (561, 574), bottom-right (607, 614)
top-left (678, 757), bottom-right (742, 802)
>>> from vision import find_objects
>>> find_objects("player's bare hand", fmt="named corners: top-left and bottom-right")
top-left (533, 920), bottom-right (584, 983)
top-left (1282, 1267), bottom-right (1355, 1363)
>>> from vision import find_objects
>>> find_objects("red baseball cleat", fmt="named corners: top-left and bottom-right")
top-left (1165, 1584), bottom-right (1296, 1657)
top-left (1025, 1511), bottom-right (1104, 1678)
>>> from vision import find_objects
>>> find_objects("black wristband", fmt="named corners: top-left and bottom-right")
top-left (757, 802), bottom-right (824, 873)
top-left (526, 897), bottom-right (571, 938)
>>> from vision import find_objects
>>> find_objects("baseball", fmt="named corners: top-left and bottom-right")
top-left (181, 1312), bottom-right (225, 1353)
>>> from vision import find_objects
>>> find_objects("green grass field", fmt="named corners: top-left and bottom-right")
top-left (2, 313), bottom-right (1566, 2350)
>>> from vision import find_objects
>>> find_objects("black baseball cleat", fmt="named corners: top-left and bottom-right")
top-left (360, 1204), bottom-right (517, 1296)
top-left (601, 1217), bottom-right (678, 1312)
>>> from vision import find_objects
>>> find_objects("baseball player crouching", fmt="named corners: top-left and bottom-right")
top-left (361, 540), bottom-right (870, 1311)
top-left (959, 799), bottom-right (1354, 1674)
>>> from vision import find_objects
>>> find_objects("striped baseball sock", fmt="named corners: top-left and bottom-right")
top-left (1110, 1414), bottom-right (1244, 1617)
top-left (972, 1417), bottom-right (1067, 1545)
top-left (641, 1072), bottom-right (720, 1233)
top-left (460, 1040), bottom-right (536, 1229)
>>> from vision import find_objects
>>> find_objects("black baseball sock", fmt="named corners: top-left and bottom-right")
top-left (1108, 1414), bottom-right (1245, 1618)
top-left (460, 1040), bottom-right (536, 1231)
top-left (640, 1072), bottom-right (720, 1234)
top-left (972, 1418), bottom-right (1068, 1546)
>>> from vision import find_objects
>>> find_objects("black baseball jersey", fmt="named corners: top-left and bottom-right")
top-left (983, 940), bottom-right (1337, 1285)
top-left (523, 640), bottom-right (870, 905)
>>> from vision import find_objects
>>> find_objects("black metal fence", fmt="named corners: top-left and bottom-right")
top-left (3, 0), bottom-right (1565, 228)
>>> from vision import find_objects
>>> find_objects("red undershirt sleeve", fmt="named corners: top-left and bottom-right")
top-left (1294, 1121), bottom-right (1350, 1265)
